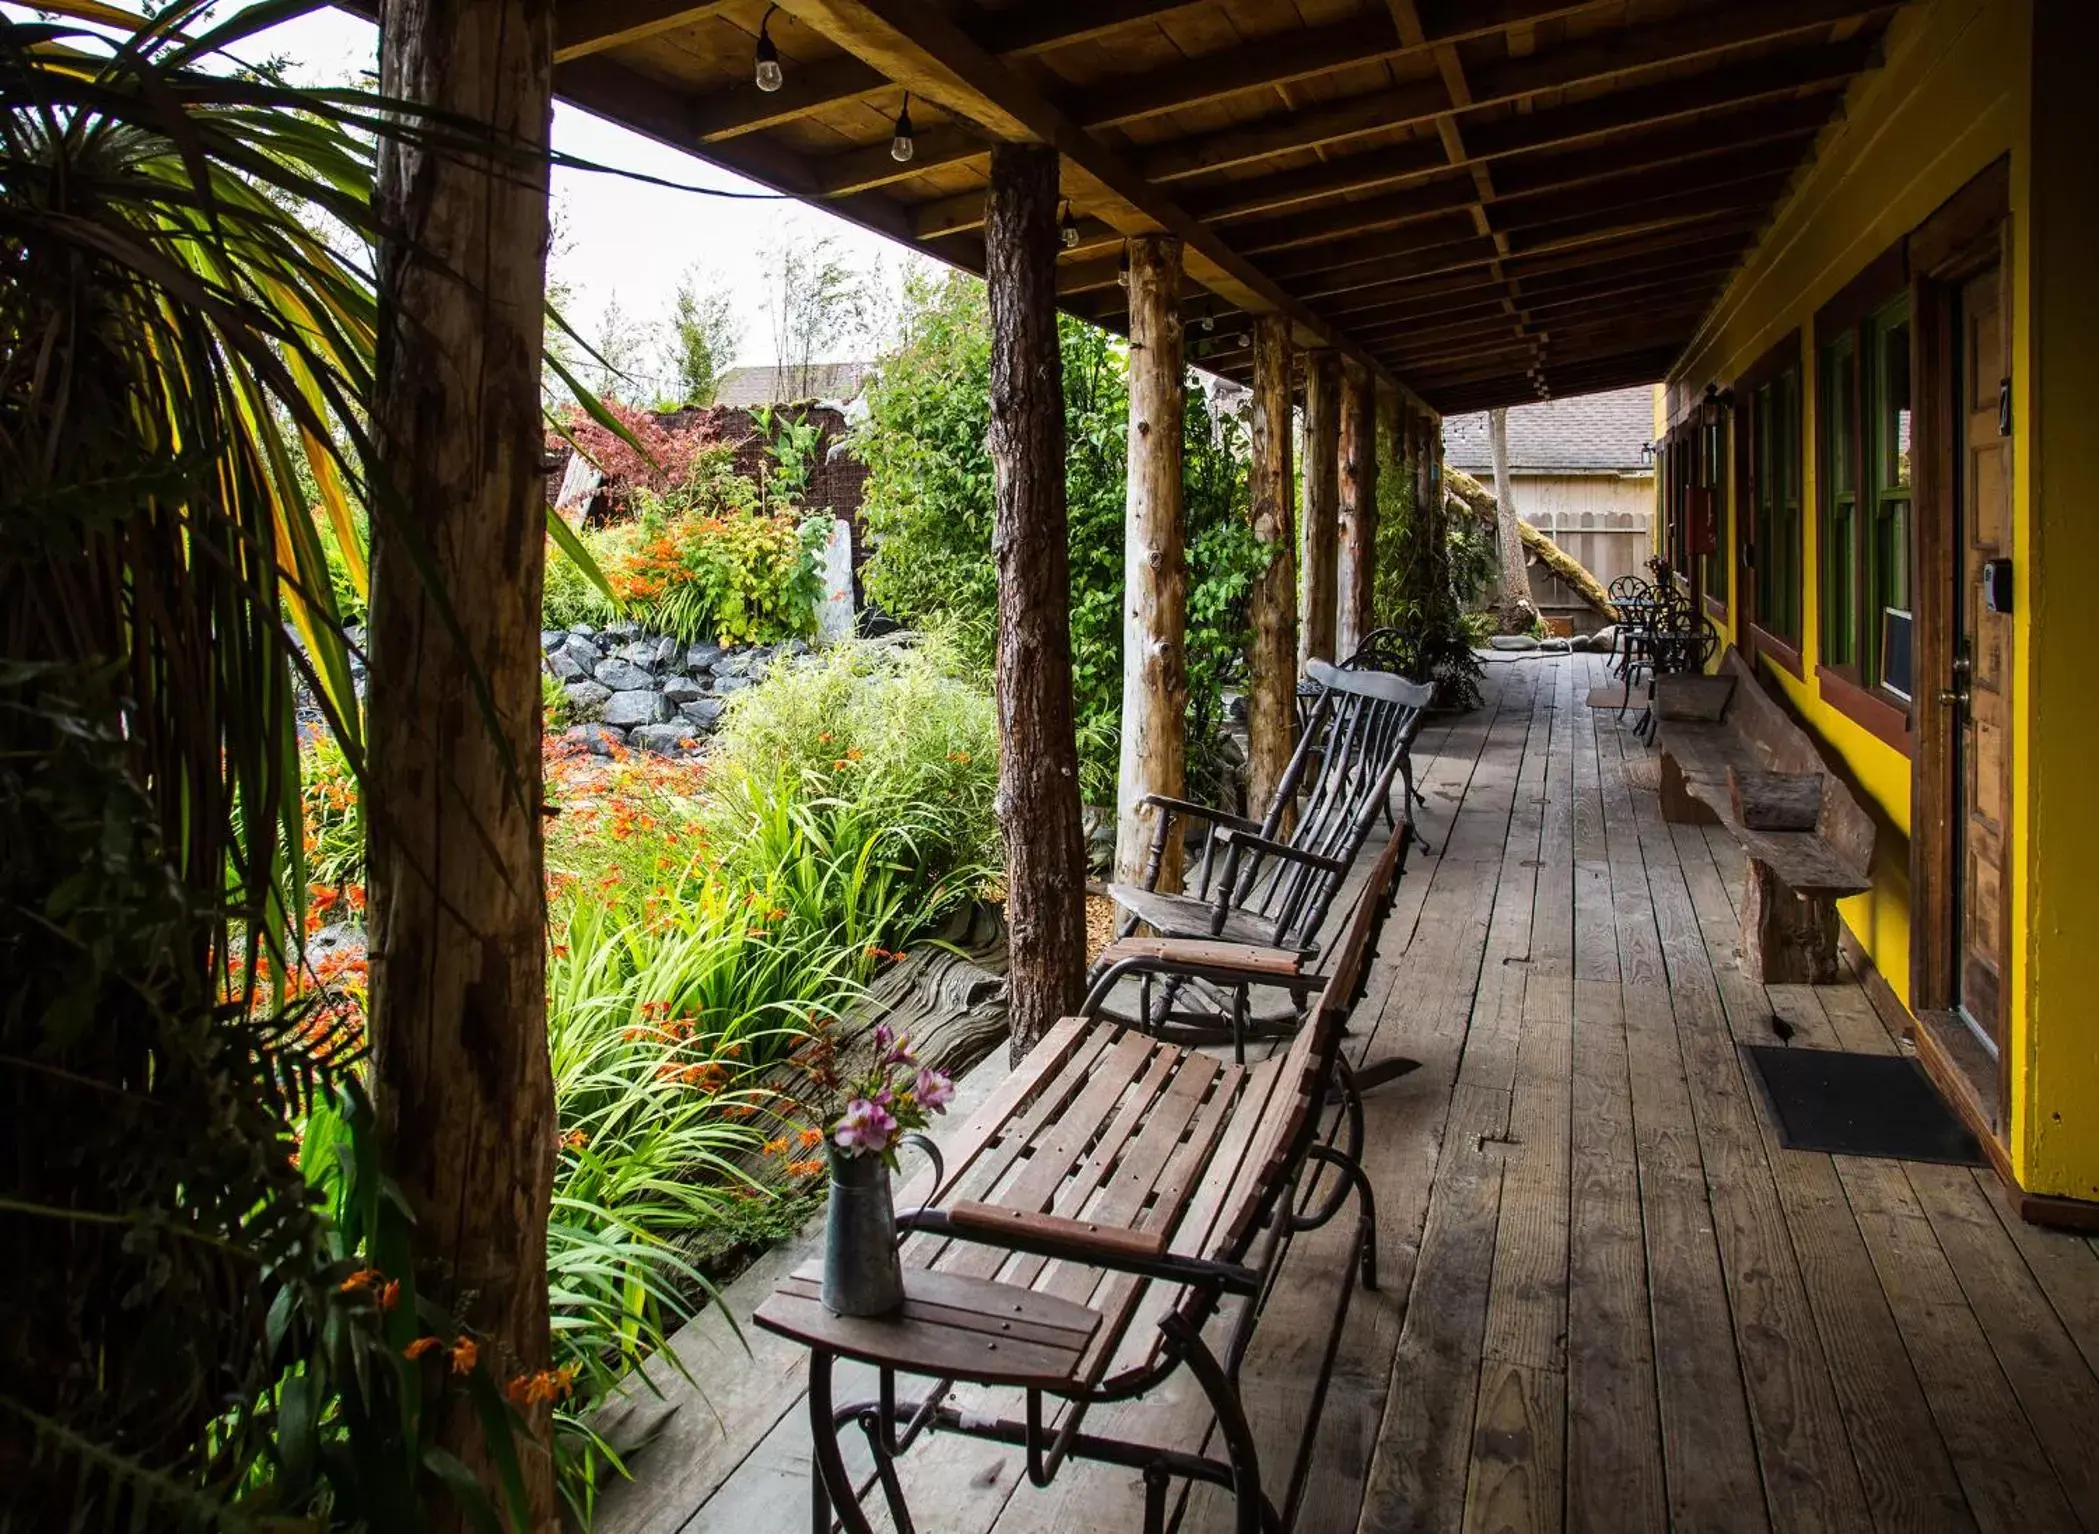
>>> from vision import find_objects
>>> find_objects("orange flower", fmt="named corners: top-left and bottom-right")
top-left (562, 1128), bottom-right (588, 1151)
top-left (762, 1136), bottom-right (790, 1156)
top-left (787, 1158), bottom-right (826, 1178)
top-left (796, 1126), bottom-right (823, 1149)
top-left (449, 1338), bottom-right (478, 1375)
top-left (404, 1336), bottom-right (443, 1361)
top-left (504, 1366), bottom-right (579, 1408)
top-left (339, 1267), bottom-right (381, 1294)
top-left (378, 1279), bottom-right (401, 1312)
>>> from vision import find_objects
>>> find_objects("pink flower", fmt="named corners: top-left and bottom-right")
top-left (914, 1068), bottom-right (955, 1114)
top-left (872, 1023), bottom-right (915, 1067)
top-left (833, 1097), bottom-right (897, 1155)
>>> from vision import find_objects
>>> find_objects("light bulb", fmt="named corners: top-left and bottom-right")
top-left (890, 98), bottom-right (915, 163)
top-left (1060, 218), bottom-right (1080, 249)
top-left (754, 9), bottom-right (784, 94)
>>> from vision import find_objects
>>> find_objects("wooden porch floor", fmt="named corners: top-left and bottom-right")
top-left (602, 654), bottom-right (2099, 1534)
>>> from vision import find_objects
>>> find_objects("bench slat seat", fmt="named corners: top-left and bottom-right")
top-left (753, 827), bottom-right (1412, 1534)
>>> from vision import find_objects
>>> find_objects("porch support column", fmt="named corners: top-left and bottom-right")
top-left (1337, 363), bottom-right (1377, 657)
top-left (1114, 235), bottom-right (1188, 888)
top-left (367, 0), bottom-right (559, 1521)
top-left (985, 143), bottom-right (1086, 1060)
top-left (1299, 349), bottom-right (1341, 670)
top-left (1247, 314), bottom-right (1299, 817)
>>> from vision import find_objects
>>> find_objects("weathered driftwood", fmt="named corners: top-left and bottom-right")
top-left (1299, 348), bottom-right (1341, 669)
top-left (1114, 234), bottom-right (1189, 890)
top-left (1487, 406), bottom-right (1538, 631)
top-left (985, 143), bottom-right (1087, 1059)
top-left (1444, 463), bottom-right (1620, 622)
top-left (1246, 314), bottom-right (1298, 817)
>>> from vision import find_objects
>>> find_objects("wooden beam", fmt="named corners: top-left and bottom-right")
top-left (984, 142), bottom-right (1086, 1059)
top-left (555, 0), bottom-right (733, 61)
top-left (1301, 349), bottom-right (1342, 670)
top-left (1337, 362), bottom-right (1378, 657)
top-left (1114, 234), bottom-right (1189, 889)
top-left (1140, 0), bottom-right (1892, 182)
top-left (775, 0), bottom-right (1416, 396)
top-left (1248, 315), bottom-right (1298, 817)
top-left (689, 53), bottom-right (887, 142)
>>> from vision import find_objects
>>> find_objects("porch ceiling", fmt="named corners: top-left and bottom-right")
top-left (547, 0), bottom-right (1904, 413)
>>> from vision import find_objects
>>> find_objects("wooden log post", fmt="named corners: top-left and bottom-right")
top-left (985, 144), bottom-right (1087, 1060)
top-left (1299, 349), bottom-right (1340, 671)
top-left (1114, 235), bottom-right (1188, 889)
top-left (1247, 314), bottom-right (1299, 817)
top-left (366, 0), bottom-right (559, 1522)
top-left (1336, 363), bottom-right (1377, 657)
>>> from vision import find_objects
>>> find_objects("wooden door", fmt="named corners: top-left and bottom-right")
top-left (1953, 263), bottom-right (2012, 1051)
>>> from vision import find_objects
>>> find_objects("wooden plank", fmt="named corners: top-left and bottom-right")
top-left (1840, 1155), bottom-right (2082, 1533)
top-left (1464, 971), bottom-right (1573, 1534)
top-left (1564, 978), bottom-right (1667, 1534)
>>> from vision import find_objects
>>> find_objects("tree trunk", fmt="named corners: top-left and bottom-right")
top-left (1246, 314), bottom-right (1298, 817)
top-left (1336, 365), bottom-right (1377, 657)
top-left (1488, 406), bottom-right (1536, 631)
top-left (1445, 464), bottom-right (1619, 620)
top-left (985, 144), bottom-right (1086, 1061)
top-left (367, 0), bottom-right (558, 1525)
top-left (1298, 349), bottom-right (1340, 671)
top-left (1114, 235), bottom-right (1188, 890)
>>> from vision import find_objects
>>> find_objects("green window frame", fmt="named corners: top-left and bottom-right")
top-left (1739, 349), bottom-right (1803, 648)
top-left (1818, 293), bottom-right (1913, 695)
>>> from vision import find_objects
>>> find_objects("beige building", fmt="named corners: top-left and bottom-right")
top-left (1443, 386), bottom-right (1657, 620)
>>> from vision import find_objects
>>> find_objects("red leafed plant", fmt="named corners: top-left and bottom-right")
top-left (552, 401), bottom-right (728, 514)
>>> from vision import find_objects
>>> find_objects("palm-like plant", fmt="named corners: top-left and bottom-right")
top-left (0, 8), bottom-right (545, 1524)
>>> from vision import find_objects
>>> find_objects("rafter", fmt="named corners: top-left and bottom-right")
top-left (555, 0), bottom-right (736, 63)
top-left (1140, 0), bottom-right (1893, 182)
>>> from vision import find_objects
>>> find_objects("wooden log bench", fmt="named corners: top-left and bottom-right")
top-left (753, 825), bottom-right (1414, 1534)
top-left (1652, 648), bottom-right (1875, 984)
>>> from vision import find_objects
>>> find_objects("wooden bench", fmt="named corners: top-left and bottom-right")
top-left (754, 824), bottom-right (1413, 1534)
top-left (1653, 648), bottom-right (1875, 984)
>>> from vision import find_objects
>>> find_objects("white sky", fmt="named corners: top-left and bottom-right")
top-left (16, 3), bottom-right (923, 379)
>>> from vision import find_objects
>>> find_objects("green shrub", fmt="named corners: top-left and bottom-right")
top-left (706, 632), bottom-right (1001, 913)
top-left (609, 501), bottom-right (827, 647)
top-left (854, 270), bottom-right (1262, 802)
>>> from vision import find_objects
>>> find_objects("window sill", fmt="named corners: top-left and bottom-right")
top-left (1704, 593), bottom-right (1729, 622)
top-left (1816, 664), bottom-right (1914, 757)
top-left (1748, 623), bottom-right (1804, 681)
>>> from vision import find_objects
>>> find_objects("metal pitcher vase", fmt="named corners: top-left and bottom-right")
top-left (822, 1131), bottom-right (943, 1317)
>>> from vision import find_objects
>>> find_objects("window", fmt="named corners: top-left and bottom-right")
top-left (1746, 366), bottom-right (1802, 642)
top-left (1820, 334), bottom-right (1858, 666)
top-left (1702, 413), bottom-right (1729, 607)
top-left (1818, 290), bottom-right (1913, 695)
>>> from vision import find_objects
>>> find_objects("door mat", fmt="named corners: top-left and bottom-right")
top-left (1745, 1046), bottom-right (1984, 1165)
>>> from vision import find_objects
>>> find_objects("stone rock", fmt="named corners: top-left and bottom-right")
top-left (541, 630), bottom-right (567, 652)
top-left (605, 619), bottom-right (641, 640)
top-left (593, 657), bottom-right (654, 692)
top-left (567, 622), bottom-right (597, 639)
top-left (602, 689), bottom-right (670, 728)
top-left (632, 722), bottom-right (702, 757)
top-left (305, 922), bottom-right (365, 961)
top-left (546, 649), bottom-right (584, 682)
top-left (678, 696), bottom-right (727, 731)
top-left (612, 639), bottom-right (661, 670)
top-left (561, 636), bottom-right (603, 674)
top-left (782, 638), bottom-right (811, 658)
top-left (686, 641), bottom-right (726, 673)
top-left (712, 672), bottom-right (755, 695)
top-left (661, 674), bottom-right (708, 705)
top-left (1488, 634), bottom-right (1540, 651)
top-left (652, 634), bottom-right (682, 668)
top-left (563, 680), bottom-right (611, 718)
top-left (564, 723), bottom-right (625, 756)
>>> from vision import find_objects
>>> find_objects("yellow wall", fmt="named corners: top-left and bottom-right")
top-left (2021, 3), bottom-right (2099, 1197)
top-left (1661, 0), bottom-right (2084, 1188)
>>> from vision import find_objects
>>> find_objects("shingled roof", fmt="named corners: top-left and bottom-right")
top-left (1443, 385), bottom-right (1657, 475)
top-left (713, 362), bottom-right (874, 408)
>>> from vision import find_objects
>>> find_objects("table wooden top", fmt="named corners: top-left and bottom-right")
top-left (753, 1261), bottom-right (1104, 1389)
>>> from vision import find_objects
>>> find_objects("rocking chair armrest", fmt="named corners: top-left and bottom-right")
top-left (1080, 937), bottom-right (1324, 1018)
top-left (903, 1205), bottom-right (1261, 1295)
top-left (1139, 794), bottom-right (1261, 835)
top-left (1211, 828), bottom-right (1347, 875)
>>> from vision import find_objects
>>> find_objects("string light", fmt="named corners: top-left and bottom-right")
top-left (754, 5), bottom-right (784, 92)
top-left (1116, 243), bottom-right (1130, 288)
top-left (1058, 202), bottom-right (1080, 249)
top-left (890, 94), bottom-right (915, 163)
